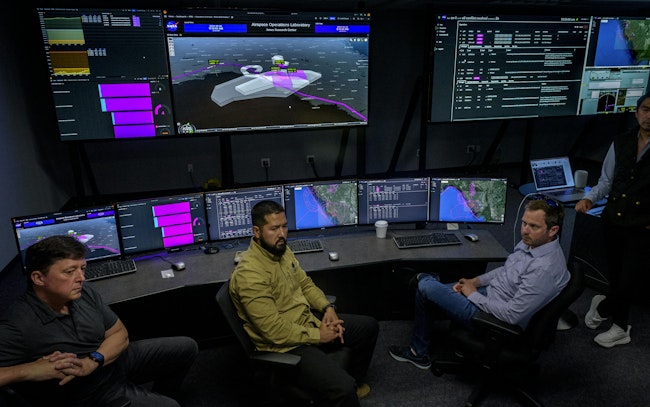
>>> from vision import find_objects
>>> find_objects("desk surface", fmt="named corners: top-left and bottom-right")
top-left (89, 227), bottom-right (510, 304)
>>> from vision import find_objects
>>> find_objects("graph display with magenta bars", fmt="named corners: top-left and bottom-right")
top-left (35, 7), bottom-right (174, 141)
top-left (117, 192), bottom-right (208, 255)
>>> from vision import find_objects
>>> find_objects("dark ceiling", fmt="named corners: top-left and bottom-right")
top-left (31, 0), bottom-right (650, 14)
top-left (195, 0), bottom-right (650, 14)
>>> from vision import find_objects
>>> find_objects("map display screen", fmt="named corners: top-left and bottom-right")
top-left (577, 16), bottom-right (650, 115)
top-left (164, 9), bottom-right (370, 134)
top-left (429, 177), bottom-right (508, 224)
top-left (284, 180), bottom-right (359, 230)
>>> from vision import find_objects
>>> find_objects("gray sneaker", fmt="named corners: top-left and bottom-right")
top-left (585, 295), bottom-right (607, 329)
top-left (594, 324), bottom-right (631, 348)
top-left (388, 346), bottom-right (431, 369)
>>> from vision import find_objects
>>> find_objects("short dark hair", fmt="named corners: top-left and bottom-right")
top-left (525, 198), bottom-right (564, 230)
top-left (24, 235), bottom-right (87, 275)
top-left (637, 92), bottom-right (650, 109)
top-left (251, 200), bottom-right (285, 229)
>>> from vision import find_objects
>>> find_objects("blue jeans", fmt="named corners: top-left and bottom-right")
top-left (411, 274), bottom-right (486, 357)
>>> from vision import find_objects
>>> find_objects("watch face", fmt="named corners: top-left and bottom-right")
top-left (90, 351), bottom-right (104, 367)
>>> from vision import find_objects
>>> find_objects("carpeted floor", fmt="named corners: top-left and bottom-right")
top-left (179, 287), bottom-right (650, 406)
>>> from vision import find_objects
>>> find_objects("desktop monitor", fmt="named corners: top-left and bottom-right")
top-left (283, 179), bottom-right (359, 231)
top-left (11, 204), bottom-right (121, 267)
top-left (35, 7), bottom-right (175, 141)
top-left (163, 9), bottom-right (370, 134)
top-left (357, 177), bottom-right (430, 224)
top-left (429, 177), bottom-right (508, 224)
top-left (117, 192), bottom-right (208, 255)
top-left (205, 185), bottom-right (284, 241)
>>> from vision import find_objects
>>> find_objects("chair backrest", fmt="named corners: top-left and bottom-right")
top-left (525, 261), bottom-right (585, 351)
top-left (216, 280), bottom-right (256, 356)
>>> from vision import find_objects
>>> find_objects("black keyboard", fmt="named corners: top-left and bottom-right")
top-left (85, 259), bottom-right (137, 281)
top-left (287, 239), bottom-right (324, 254)
top-left (393, 232), bottom-right (462, 249)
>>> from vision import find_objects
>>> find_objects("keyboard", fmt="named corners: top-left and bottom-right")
top-left (393, 232), bottom-right (462, 249)
top-left (85, 259), bottom-right (137, 281)
top-left (287, 239), bottom-right (324, 254)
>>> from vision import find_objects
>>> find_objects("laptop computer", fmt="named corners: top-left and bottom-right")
top-left (11, 205), bottom-right (136, 280)
top-left (530, 156), bottom-right (587, 203)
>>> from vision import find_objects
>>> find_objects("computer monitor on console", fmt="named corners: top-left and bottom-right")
top-left (357, 177), bottom-right (430, 224)
top-left (117, 192), bottom-right (208, 255)
top-left (283, 179), bottom-right (359, 231)
top-left (429, 177), bottom-right (508, 224)
top-left (205, 185), bottom-right (284, 241)
top-left (11, 204), bottom-right (122, 267)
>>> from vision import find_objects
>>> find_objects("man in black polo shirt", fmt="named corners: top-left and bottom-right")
top-left (0, 235), bottom-right (199, 406)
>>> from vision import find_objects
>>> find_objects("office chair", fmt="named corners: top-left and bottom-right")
top-left (431, 261), bottom-right (585, 407)
top-left (216, 280), bottom-right (350, 406)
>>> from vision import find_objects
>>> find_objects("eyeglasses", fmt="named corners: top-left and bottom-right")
top-left (531, 194), bottom-right (560, 208)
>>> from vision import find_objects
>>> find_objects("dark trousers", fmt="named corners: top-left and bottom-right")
top-left (599, 219), bottom-right (650, 328)
top-left (14, 336), bottom-right (198, 407)
top-left (288, 313), bottom-right (379, 407)
top-left (96, 336), bottom-right (199, 407)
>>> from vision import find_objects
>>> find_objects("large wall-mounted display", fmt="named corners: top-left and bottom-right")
top-left (164, 9), bottom-right (370, 134)
top-left (429, 14), bottom-right (650, 122)
top-left (36, 8), bottom-right (174, 141)
top-left (35, 7), bottom-right (370, 141)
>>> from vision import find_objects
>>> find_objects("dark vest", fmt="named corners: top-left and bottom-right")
top-left (604, 127), bottom-right (650, 227)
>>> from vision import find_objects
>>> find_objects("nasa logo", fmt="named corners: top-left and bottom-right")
top-left (166, 20), bottom-right (178, 32)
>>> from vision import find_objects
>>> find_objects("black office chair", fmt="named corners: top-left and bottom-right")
top-left (216, 280), bottom-right (350, 406)
top-left (431, 261), bottom-right (585, 407)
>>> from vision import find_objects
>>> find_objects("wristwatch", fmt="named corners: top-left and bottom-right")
top-left (88, 351), bottom-right (105, 368)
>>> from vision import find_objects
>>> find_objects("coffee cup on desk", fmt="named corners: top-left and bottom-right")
top-left (374, 220), bottom-right (388, 238)
top-left (574, 170), bottom-right (588, 189)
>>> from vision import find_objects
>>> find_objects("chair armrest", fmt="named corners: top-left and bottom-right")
top-left (252, 351), bottom-right (301, 367)
top-left (472, 310), bottom-right (524, 339)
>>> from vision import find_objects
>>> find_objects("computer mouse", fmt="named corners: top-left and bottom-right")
top-left (464, 233), bottom-right (479, 242)
top-left (171, 262), bottom-right (186, 271)
top-left (328, 251), bottom-right (339, 261)
top-left (204, 246), bottom-right (219, 255)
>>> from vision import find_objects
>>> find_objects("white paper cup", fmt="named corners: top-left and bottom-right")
top-left (574, 170), bottom-right (588, 189)
top-left (374, 220), bottom-right (388, 238)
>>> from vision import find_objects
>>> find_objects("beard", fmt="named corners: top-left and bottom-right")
top-left (259, 236), bottom-right (287, 257)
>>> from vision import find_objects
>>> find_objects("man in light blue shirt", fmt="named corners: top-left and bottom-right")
top-left (389, 198), bottom-right (569, 369)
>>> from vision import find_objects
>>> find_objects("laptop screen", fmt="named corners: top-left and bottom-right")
top-left (530, 156), bottom-right (576, 192)
top-left (12, 205), bottom-right (122, 268)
